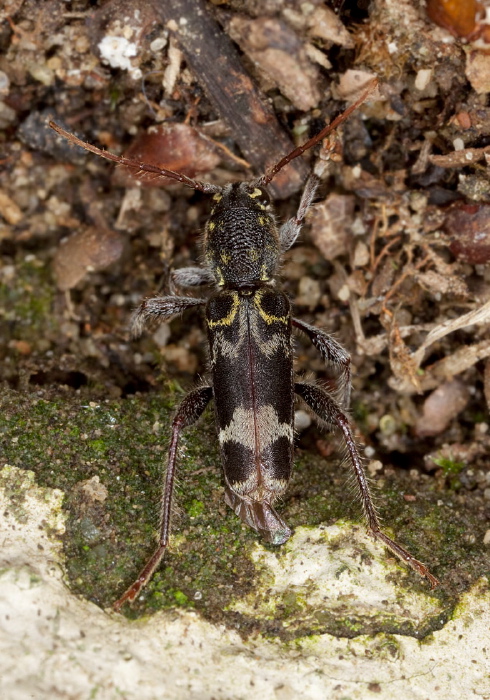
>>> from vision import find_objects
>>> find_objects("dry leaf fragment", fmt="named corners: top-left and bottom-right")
top-left (53, 227), bottom-right (124, 291)
top-left (426, 0), bottom-right (482, 39)
top-left (444, 204), bottom-right (490, 264)
top-left (415, 380), bottom-right (470, 437)
top-left (227, 16), bottom-right (321, 111)
top-left (308, 194), bottom-right (355, 262)
top-left (115, 124), bottom-right (221, 188)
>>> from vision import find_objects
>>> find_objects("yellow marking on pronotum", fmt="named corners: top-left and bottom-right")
top-left (260, 265), bottom-right (270, 282)
top-left (215, 266), bottom-right (225, 286)
top-left (248, 188), bottom-right (268, 210)
top-left (254, 289), bottom-right (288, 324)
top-left (258, 216), bottom-right (266, 226)
top-left (207, 291), bottom-right (240, 327)
top-left (213, 193), bottom-right (222, 202)
top-left (220, 251), bottom-right (231, 265)
top-left (208, 221), bottom-right (215, 232)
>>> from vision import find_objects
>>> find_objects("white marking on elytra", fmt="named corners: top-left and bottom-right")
top-left (219, 405), bottom-right (293, 450)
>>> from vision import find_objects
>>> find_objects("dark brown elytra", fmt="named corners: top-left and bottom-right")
top-left (49, 80), bottom-right (439, 610)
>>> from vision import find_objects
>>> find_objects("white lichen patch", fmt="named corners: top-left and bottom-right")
top-left (98, 35), bottom-right (142, 80)
top-left (0, 467), bottom-right (489, 699)
top-left (0, 465), bottom-right (65, 570)
top-left (229, 523), bottom-right (442, 632)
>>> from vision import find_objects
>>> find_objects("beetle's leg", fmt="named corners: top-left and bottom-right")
top-left (293, 318), bottom-right (351, 409)
top-left (294, 382), bottom-right (440, 589)
top-left (172, 267), bottom-right (215, 288)
top-left (114, 385), bottom-right (214, 610)
top-left (279, 175), bottom-right (319, 251)
top-left (130, 295), bottom-right (206, 337)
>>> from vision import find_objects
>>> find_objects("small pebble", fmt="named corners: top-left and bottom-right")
top-left (415, 380), bottom-right (470, 437)
top-left (415, 68), bottom-right (432, 91)
top-left (367, 460), bottom-right (383, 475)
top-left (294, 410), bottom-right (312, 432)
top-left (0, 70), bottom-right (10, 96)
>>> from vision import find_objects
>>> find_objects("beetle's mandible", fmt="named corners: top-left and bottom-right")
top-left (49, 80), bottom-right (439, 609)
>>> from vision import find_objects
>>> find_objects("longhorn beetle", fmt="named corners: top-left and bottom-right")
top-left (50, 81), bottom-right (439, 609)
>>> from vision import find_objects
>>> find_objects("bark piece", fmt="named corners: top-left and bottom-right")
top-left (155, 0), bottom-right (308, 198)
top-left (227, 15), bottom-right (321, 111)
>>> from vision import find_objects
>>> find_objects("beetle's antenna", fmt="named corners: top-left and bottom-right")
top-left (48, 121), bottom-right (222, 194)
top-left (258, 78), bottom-right (378, 187)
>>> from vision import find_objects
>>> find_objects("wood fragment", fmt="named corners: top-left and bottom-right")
top-left (395, 339), bottom-right (490, 395)
top-left (412, 298), bottom-right (490, 369)
top-left (429, 145), bottom-right (490, 168)
top-left (155, 0), bottom-right (309, 198)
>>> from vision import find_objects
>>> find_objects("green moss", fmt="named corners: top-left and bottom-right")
top-left (432, 456), bottom-right (465, 475)
top-left (0, 383), bottom-right (487, 641)
top-left (187, 499), bottom-right (205, 517)
top-left (172, 589), bottom-right (191, 606)
top-left (88, 439), bottom-right (108, 455)
top-left (109, 84), bottom-right (123, 110)
top-left (351, 399), bottom-right (369, 426)
top-left (0, 256), bottom-right (57, 344)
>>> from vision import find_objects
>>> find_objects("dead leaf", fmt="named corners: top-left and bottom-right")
top-left (115, 124), bottom-right (221, 188)
top-left (308, 194), bottom-right (355, 262)
top-left (53, 227), bottom-right (124, 291)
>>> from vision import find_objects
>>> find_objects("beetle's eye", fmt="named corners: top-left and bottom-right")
top-left (248, 186), bottom-right (271, 209)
